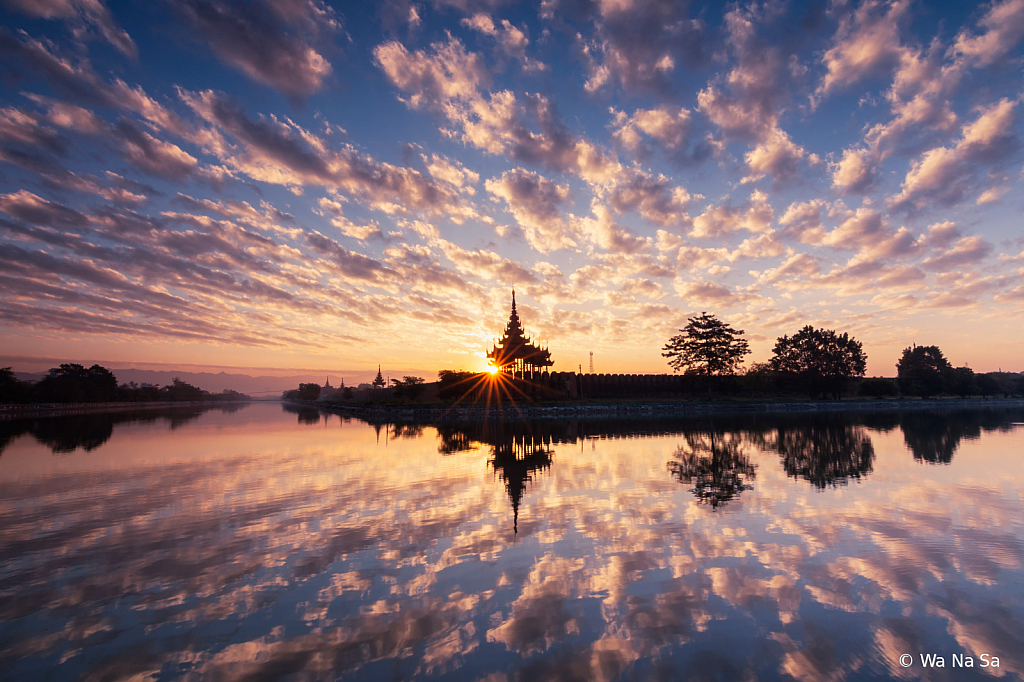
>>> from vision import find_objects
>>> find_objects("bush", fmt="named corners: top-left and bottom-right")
top-left (858, 377), bottom-right (899, 397)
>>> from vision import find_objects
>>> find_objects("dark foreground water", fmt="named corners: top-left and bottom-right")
top-left (1, 403), bottom-right (1023, 682)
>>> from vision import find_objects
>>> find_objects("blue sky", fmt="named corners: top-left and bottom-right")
top-left (1, 0), bottom-right (1022, 377)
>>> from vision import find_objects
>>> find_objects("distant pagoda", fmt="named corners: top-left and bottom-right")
top-left (487, 289), bottom-right (553, 375)
top-left (372, 365), bottom-right (386, 389)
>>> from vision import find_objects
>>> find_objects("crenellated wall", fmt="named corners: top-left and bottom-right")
top-left (502, 371), bottom-right (707, 400)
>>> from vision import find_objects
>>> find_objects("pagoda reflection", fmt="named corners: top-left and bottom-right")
top-left (436, 421), bottom-right (565, 537)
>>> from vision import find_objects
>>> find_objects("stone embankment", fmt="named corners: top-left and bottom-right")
top-left (313, 398), bottom-right (1024, 424)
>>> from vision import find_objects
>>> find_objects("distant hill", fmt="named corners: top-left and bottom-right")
top-left (13, 368), bottom-right (400, 396)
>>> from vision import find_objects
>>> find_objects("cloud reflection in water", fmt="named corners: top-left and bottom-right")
top-left (0, 404), bottom-right (1022, 681)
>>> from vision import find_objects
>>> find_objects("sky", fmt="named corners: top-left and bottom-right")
top-left (0, 0), bottom-right (1022, 378)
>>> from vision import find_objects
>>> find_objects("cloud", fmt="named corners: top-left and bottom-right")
top-left (0, 33), bottom-right (188, 136)
top-left (485, 168), bottom-right (574, 252)
top-left (743, 127), bottom-right (810, 185)
top-left (673, 280), bottom-right (753, 307)
top-left (2, 0), bottom-right (136, 58)
top-left (373, 37), bottom-right (488, 109)
top-left (114, 120), bottom-right (202, 181)
top-left (43, 170), bottom-right (150, 205)
top-left (922, 235), bottom-right (993, 272)
top-left (951, 0), bottom-right (1024, 67)
top-left (0, 189), bottom-right (90, 227)
top-left (817, 0), bottom-right (911, 96)
top-left (171, 0), bottom-right (338, 97)
top-left (830, 147), bottom-right (878, 194)
top-left (820, 207), bottom-right (887, 250)
top-left (578, 202), bottom-right (648, 254)
top-left (438, 239), bottom-right (539, 283)
top-left (374, 36), bottom-right (621, 184)
top-left (779, 199), bottom-right (827, 243)
top-left (550, 0), bottom-right (706, 94)
top-left (461, 13), bottom-right (545, 72)
top-left (180, 89), bottom-right (462, 212)
top-left (603, 167), bottom-right (692, 227)
top-left (695, 5), bottom-right (812, 184)
top-left (316, 198), bottom-right (382, 241)
top-left (888, 98), bottom-right (1019, 210)
top-left (0, 106), bottom-right (67, 155)
top-left (691, 190), bottom-right (774, 239)
top-left (423, 153), bottom-right (479, 192)
top-left (610, 105), bottom-right (691, 152)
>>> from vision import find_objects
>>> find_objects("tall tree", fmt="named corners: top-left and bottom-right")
top-left (662, 312), bottom-right (751, 376)
top-left (770, 326), bottom-right (867, 398)
top-left (896, 345), bottom-right (951, 398)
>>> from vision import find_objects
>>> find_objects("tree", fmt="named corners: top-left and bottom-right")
top-left (976, 373), bottom-right (1002, 398)
top-left (896, 345), bottom-right (951, 398)
top-left (297, 383), bottom-right (321, 401)
top-left (858, 377), bottom-right (899, 397)
top-left (437, 370), bottom-right (478, 401)
top-left (0, 367), bottom-right (33, 404)
top-left (662, 313), bottom-right (750, 376)
top-left (34, 363), bottom-right (119, 403)
top-left (770, 326), bottom-right (867, 399)
top-left (391, 375), bottom-right (426, 399)
top-left (946, 366), bottom-right (977, 397)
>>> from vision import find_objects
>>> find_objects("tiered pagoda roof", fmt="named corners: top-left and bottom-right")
top-left (487, 290), bottom-right (553, 371)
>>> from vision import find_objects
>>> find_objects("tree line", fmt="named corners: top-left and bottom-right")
top-left (0, 364), bottom-right (249, 405)
top-left (662, 313), bottom-right (1024, 399)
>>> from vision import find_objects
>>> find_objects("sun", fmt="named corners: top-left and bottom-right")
top-left (486, 364), bottom-right (500, 375)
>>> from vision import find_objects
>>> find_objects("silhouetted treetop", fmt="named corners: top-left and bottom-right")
top-left (662, 312), bottom-right (750, 376)
top-left (896, 345), bottom-right (951, 398)
top-left (770, 326), bottom-right (866, 398)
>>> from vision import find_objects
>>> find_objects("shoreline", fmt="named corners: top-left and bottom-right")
top-left (308, 397), bottom-right (1024, 424)
top-left (0, 400), bottom-right (253, 420)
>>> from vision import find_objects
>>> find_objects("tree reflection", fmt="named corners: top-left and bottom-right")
top-left (667, 430), bottom-right (756, 508)
top-left (755, 418), bottom-right (874, 488)
top-left (900, 409), bottom-right (1015, 463)
top-left (0, 407), bottom-right (225, 456)
top-left (281, 403), bottom-right (321, 425)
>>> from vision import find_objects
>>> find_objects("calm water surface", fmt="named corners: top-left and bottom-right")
top-left (1, 403), bottom-right (1023, 681)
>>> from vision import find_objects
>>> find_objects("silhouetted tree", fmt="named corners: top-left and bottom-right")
top-left (297, 383), bottom-right (321, 401)
top-left (34, 364), bottom-right (119, 403)
top-left (976, 373), bottom-right (1002, 398)
top-left (165, 377), bottom-right (205, 401)
top-left (662, 312), bottom-right (750, 376)
top-left (667, 430), bottom-right (756, 508)
top-left (896, 345), bottom-right (951, 398)
top-left (0, 367), bottom-right (32, 404)
top-left (437, 370), bottom-right (479, 401)
top-left (770, 326), bottom-right (867, 398)
top-left (391, 375), bottom-right (426, 399)
top-left (857, 377), bottom-right (899, 397)
top-left (946, 366), bottom-right (977, 397)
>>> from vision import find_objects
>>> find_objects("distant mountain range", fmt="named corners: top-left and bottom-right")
top-left (12, 368), bottom-right (416, 396)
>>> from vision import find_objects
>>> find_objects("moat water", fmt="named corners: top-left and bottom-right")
top-left (1, 402), bottom-right (1023, 681)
